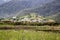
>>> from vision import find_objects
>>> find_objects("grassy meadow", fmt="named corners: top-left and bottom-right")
top-left (0, 21), bottom-right (60, 40)
top-left (0, 30), bottom-right (60, 40)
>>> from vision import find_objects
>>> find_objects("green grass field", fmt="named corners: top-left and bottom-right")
top-left (0, 23), bottom-right (60, 40)
top-left (0, 30), bottom-right (60, 40)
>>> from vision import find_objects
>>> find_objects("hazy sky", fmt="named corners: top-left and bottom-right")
top-left (0, 0), bottom-right (54, 5)
top-left (0, 0), bottom-right (11, 5)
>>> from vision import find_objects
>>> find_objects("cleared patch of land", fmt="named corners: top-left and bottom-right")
top-left (0, 25), bottom-right (60, 31)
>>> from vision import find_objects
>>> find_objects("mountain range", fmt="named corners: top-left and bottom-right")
top-left (17, 0), bottom-right (60, 17)
top-left (0, 0), bottom-right (54, 18)
top-left (16, 0), bottom-right (60, 22)
top-left (0, 0), bottom-right (60, 22)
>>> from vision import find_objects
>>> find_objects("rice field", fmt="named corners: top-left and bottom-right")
top-left (0, 30), bottom-right (60, 40)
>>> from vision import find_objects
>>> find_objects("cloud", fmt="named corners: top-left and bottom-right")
top-left (3, 0), bottom-right (11, 2)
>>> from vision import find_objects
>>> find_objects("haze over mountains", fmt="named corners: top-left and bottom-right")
top-left (0, 0), bottom-right (11, 5)
top-left (0, 0), bottom-right (54, 18)
top-left (0, 0), bottom-right (60, 22)
top-left (17, 0), bottom-right (60, 17)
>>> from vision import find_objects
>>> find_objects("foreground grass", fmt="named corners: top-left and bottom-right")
top-left (0, 30), bottom-right (60, 40)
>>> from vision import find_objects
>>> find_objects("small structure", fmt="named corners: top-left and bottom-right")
top-left (10, 16), bottom-right (18, 22)
top-left (47, 19), bottom-right (55, 23)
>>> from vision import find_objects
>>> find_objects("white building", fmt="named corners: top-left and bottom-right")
top-left (21, 17), bottom-right (31, 22)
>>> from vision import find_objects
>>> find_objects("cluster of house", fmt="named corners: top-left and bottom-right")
top-left (12, 14), bottom-right (46, 23)
top-left (0, 14), bottom-right (55, 23)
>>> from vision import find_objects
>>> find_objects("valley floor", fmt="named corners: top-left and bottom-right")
top-left (0, 25), bottom-right (60, 30)
top-left (0, 25), bottom-right (60, 40)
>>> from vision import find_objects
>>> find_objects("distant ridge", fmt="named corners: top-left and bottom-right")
top-left (17, 0), bottom-right (60, 17)
top-left (0, 0), bottom-right (54, 18)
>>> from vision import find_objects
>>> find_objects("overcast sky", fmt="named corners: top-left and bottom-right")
top-left (0, 0), bottom-right (11, 5)
top-left (0, 0), bottom-right (54, 5)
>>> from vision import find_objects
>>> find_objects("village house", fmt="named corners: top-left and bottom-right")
top-left (10, 16), bottom-right (19, 22)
